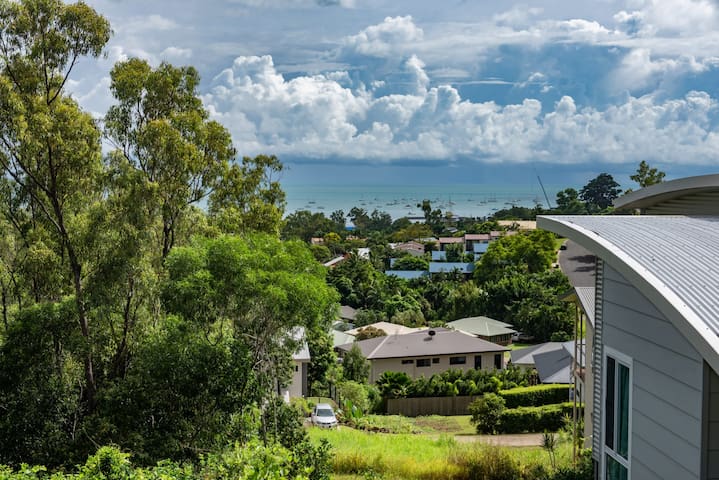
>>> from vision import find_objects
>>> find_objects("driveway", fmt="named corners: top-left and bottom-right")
top-left (558, 240), bottom-right (595, 288)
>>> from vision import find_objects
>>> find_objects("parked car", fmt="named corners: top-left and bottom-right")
top-left (311, 403), bottom-right (338, 428)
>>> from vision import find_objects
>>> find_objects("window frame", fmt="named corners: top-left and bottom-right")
top-left (601, 347), bottom-right (632, 480)
top-left (416, 358), bottom-right (431, 367)
top-left (449, 356), bottom-right (467, 365)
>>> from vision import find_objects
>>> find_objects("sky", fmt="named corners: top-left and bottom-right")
top-left (69, 0), bottom-right (719, 188)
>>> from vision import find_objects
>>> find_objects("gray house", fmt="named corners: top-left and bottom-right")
top-left (538, 174), bottom-right (719, 480)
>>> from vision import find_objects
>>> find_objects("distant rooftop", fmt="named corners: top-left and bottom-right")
top-left (337, 329), bottom-right (508, 359)
top-left (448, 316), bottom-right (516, 337)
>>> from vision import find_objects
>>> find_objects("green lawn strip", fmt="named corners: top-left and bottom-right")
top-left (310, 424), bottom-right (576, 479)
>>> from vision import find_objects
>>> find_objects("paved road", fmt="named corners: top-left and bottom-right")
top-left (558, 240), bottom-right (596, 288)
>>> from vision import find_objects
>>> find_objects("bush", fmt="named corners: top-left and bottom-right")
top-left (469, 393), bottom-right (506, 434)
top-left (337, 381), bottom-right (370, 414)
top-left (498, 384), bottom-right (571, 409)
top-left (498, 402), bottom-right (582, 434)
top-left (450, 445), bottom-right (522, 480)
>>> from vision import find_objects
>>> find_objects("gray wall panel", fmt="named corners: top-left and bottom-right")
top-left (602, 264), bottom-right (703, 480)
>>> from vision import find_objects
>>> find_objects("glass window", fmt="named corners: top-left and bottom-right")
top-left (604, 352), bottom-right (631, 479)
top-left (401, 359), bottom-right (414, 365)
top-left (417, 359), bottom-right (431, 367)
top-left (494, 353), bottom-right (502, 369)
top-left (449, 356), bottom-right (466, 365)
top-left (432, 358), bottom-right (440, 364)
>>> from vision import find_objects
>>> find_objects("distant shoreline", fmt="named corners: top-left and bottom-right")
top-left (282, 183), bottom-right (567, 219)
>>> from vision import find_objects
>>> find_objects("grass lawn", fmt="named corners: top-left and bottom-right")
top-left (310, 426), bottom-right (576, 480)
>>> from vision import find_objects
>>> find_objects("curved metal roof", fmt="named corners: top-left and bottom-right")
top-left (614, 173), bottom-right (719, 213)
top-left (537, 215), bottom-right (719, 373)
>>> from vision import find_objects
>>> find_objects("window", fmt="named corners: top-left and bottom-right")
top-left (295, 365), bottom-right (299, 372)
top-left (432, 358), bottom-right (440, 364)
top-left (417, 359), bottom-right (431, 367)
top-left (401, 359), bottom-right (414, 365)
top-left (449, 356), bottom-right (466, 365)
top-left (494, 353), bottom-right (502, 369)
top-left (603, 349), bottom-right (631, 480)
top-left (474, 355), bottom-right (482, 369)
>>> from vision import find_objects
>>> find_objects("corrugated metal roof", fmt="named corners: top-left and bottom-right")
top-left (510, 342), bottom-right (564, 365)
top-left (429, 262), bottom-right (475, 273)
top-left (337, 330), bottom-right (508, 359)
top-left (614, 173), bottom-right (719, 213)
top-left (575, 287), bottom-right (595, 327)
top-left (538, 215), bottom-right (719, 370)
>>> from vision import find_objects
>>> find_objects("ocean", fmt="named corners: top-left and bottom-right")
top-left (282, 183), bottom-right (566, 220)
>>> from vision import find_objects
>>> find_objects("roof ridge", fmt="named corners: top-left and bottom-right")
top-left (367, 335), bottom-right (392, 359)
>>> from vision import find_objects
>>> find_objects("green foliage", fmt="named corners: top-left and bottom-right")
top-left (579, 173), bottom-right (621, 212)
top-left (554, 188), bottom-right (587, 214)
top-left (469, 393), bottom-right (506, 434)
top-left (376, 371), bottom-right (412, 399)
top-left (390, 255), bottom-right (428, 271)
top-left (282, 210), bottom-right (339, 242)
top-left (449, 445), bottom-right (522, 480)
top-left (105, 58), bottom-right (236, 258)
top-left (337, 381), bottom-right (371, 414)
top-left (498, 384), bottom-right (571, 409)
top-left (498, 403), bottom-right (582, 434)
top-left (400, 366), bottom-right (531, 399)
top-left (475, 230), bottom-right (557, 283)
top-left (209, 154), bottom-right (286, 236)
top-left (630, 160), bottom-right (665, 188)
top-left (342, 344), bottom-right (370, 383)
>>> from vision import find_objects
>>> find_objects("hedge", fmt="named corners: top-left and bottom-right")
top-left (498, 384), bottom-right (571, 409)
top-left (498, 402), bottom-right (583, 434)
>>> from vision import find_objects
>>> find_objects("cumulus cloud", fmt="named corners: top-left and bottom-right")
top-left (203, 53), bottom-right (719, 166)
top-left (342, 16), bottom-right (423, 58)
top-left (161, 46), bottom-right (193, 60)
top-left (610, 48), bottom-right (717, 92)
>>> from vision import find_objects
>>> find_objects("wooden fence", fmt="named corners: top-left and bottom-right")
top-left (386, 395), bottom-right (482, 417)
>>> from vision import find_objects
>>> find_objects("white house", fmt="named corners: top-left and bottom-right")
top-left (537, 173), bottom-right (719, 480)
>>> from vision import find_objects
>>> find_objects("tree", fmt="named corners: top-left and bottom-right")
top-left (469, 393), bottom-right (506, 434)
top-left (282, 210), bottom-right (336, 242)
top-left (474, 230), bottom-right (556, 284)
top-left (391, 255), bottom-right (429, 271)
top-left (209, 154), bottom-right (286, 236)
top-left (342, 343), bottom-right (370, 383)
top-left (354, 325), bottom-right (387, 341)
top-left (0, 0), bottom-right (111, 408)
top-left (579, 173), bottom-right (621, 212)
top-left (105, 58), bottom-right (236, 259)
top-left (418, 200), bottom-right (444, 235)
top-left (555, 188), bottom-right (586, 214)
top-left (630, 160), bottom-right (666, 188)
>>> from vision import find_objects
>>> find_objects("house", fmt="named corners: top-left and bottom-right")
top-left (537, 173), bottom-right (719, 480)
top-left (323, 255), bottom-right (346, 268)
top-left (510, 342), bottom-right (567, 370)
top-left (336, 329), bottom-right (509, 382)
top-left (447, 315), bottom-right (517, 346)
top-left (437, 236), bottom-right (465, 251)
top-left (339, 305), bottom-right (358, 324)
top-left (392, 241), bottom-right (426, 256)
top-left (384, 270), bottom-right (429, 280)
top-left (281, 327), bottom-right (310, 401)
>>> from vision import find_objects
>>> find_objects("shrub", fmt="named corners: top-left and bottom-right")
top-left (498, 402), bottom-right (582, 434)
top-left (468, 393), bottom-right (506, 434)
top-left (450, 445), bottom-right (521, 480)
top-left (498, 384), bottom-right (571, 409)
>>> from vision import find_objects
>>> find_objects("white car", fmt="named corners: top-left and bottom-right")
top-left (311, 403), bottom-right (338, 428)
